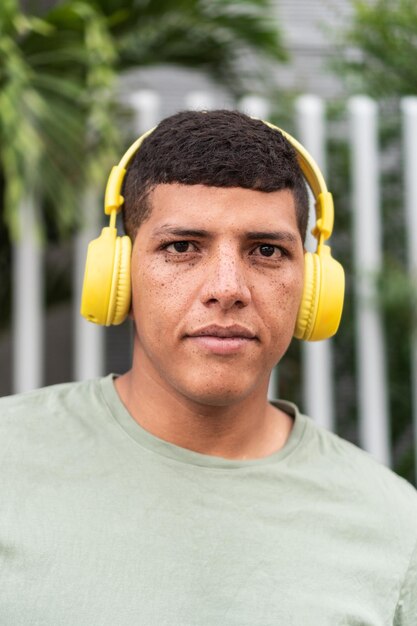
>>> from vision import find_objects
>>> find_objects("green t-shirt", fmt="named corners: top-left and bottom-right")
top-left (1, 375), bottom-right (416, 625)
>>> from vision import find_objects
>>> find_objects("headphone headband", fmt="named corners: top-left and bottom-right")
top-left (103, 120), bottom-right (334, 245)
top-left (263, 121), bottom-right (334, 244)
top-left (104, 127), bottom-right (156, 217)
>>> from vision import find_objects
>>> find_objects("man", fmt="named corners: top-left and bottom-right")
top-left (1, 110), bottom-right (416, 625)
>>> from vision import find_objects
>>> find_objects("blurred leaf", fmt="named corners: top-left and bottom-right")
top-left (377, 261), bottom-right (417, 332)
top-left (0, 0), bottom-right (287, 240)
top-left (334, 0), bottom-right (417, 97)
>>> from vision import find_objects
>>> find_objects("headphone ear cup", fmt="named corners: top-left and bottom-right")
top-left (294, 247), bottom-right (345, 341)
top-left (80, 227), bottom-right (131, 326)
top-left (294, 252), bottom-right (320, 341)
top-left (309, 248), bottom-right (345, 341)
top-left (106, 235), bottom-right (132, 326)
top-left (80, 227), bottom-right (117, 325)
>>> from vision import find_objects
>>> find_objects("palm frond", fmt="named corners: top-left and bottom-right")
top-left (1, 0), bottom-right (288, 239)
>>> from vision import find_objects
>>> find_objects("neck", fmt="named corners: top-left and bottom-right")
top-left (114, 358), bottom-right (294, 461)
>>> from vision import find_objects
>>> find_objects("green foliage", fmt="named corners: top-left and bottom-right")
top-left (0, 0), bottom-right (287, 241)
top-left (0, 0), bottom-right (118, 240)
top-left (326, 110), bottom-right (417, 482)
top-left (111, 0), bottom-right (287, 91)
top-left (338, 0), bottom-right (417, 97)
top-left (331, 3), bottom-right (417, 482)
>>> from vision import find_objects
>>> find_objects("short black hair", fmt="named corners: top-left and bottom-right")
top-left (122, 110), bottom-right (309, 241)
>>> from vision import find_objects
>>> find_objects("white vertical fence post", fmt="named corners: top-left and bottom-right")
top-left (238, 95), bottom-right (279, 400)
top-left (296, 95), bottom-right (335, 431)
top-left (12, 197), bottom-right (44, 393)
top-left (73, 190), bottom-right (105, 381)
top-left (348, 96), bottom-right (390, 465)
top-left (74, 91), bottom-right (162, 382)
top-left (239, 94), bottom-right (269, 120)
top-left (185, 91), bottom-right (216, 110)
top-left (129, 90), bottom-right (160, 133)
top-left (401, 96), bottom-right (417, 482)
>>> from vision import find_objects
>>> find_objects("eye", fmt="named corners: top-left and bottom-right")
top-left (259, 244), bottom-right (278, 256)
top-left (163, 241), bottom-right (196, 253)
top-left (173, 241), bottom-right (190, 253)
top-left (250, 244), bottom-right (288, 260)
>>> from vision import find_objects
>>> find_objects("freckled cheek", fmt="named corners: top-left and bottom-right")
top-left (267, 270), bottom-right (304, 308)
top-left (258, 274), bottom-right (304, 342)
top-left (131, 263), bottom-right (191, 330)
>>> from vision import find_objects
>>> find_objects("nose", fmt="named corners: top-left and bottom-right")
top-left (200, 247), bottom-right (251, 310)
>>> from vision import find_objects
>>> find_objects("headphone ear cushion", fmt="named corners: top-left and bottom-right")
top-left (106, 235), bottom-right (132, 326)
top-left (294, 252), bottom-right (320, 341)
top-left (309, 249), bottom-right (345, 341)
top-left (80, 227), bottom-right (118, 326)
top-left (294, 247), bottom-right (345, 341)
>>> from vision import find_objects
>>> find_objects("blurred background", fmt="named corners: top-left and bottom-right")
top-left (1, 0), bottom-right (416, 485)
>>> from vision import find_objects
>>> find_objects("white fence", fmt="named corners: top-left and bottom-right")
top-left (10, 92), bottom-right (417, 480)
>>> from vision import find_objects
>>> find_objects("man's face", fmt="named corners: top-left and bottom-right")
top-left (130, 183), bottom-right (304, 406)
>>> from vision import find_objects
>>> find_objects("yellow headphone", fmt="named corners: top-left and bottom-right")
top-left (80, 121), bottom-right (344, 341)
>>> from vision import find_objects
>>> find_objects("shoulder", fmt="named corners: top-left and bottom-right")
top-left (0, 377), bottom-right (102, 415)
top-left (0, 377), bottom-right (109, 446)
top-left (297, 410), bottom-right (417, 524)
top-left (276, 400), bottom-right (417, 541)
top-left (284, 409), bottom-right (417, 590)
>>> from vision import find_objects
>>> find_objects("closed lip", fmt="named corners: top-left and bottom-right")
top-left (186, 324), bottom-right (257, 339)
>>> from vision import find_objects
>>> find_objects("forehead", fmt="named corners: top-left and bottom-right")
top-left (138, 183), bottom-right (300, 238)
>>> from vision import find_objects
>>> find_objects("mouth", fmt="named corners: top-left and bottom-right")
top-left (185, 324), bottom-right (258, 355)
top-left (188, 324), bottom-right (257, 339)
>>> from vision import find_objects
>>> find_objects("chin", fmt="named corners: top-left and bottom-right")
top-left (183, 390), bottom-right (249, 407)
top-left (173, 372), bottom-right (261, 407)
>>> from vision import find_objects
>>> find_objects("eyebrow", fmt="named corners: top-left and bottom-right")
top-left (151, 225), bottom-right (299, 243)
top-left (245, 231), bottom-right (299, 243)
top-left (152, 226), bottom-right (211, 238)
